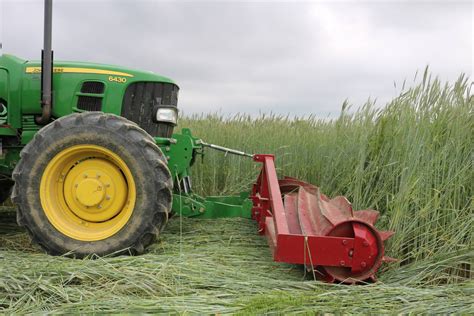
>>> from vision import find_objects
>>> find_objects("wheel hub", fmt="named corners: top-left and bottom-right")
top-left (75, 178), bottom-right (104, 207)
top-left (63, 158), bottom-right (128, 223)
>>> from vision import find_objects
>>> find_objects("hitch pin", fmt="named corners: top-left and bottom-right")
top-left (200, 141), bottom-right (254, 158)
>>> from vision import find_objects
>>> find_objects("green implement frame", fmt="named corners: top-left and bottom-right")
top-left (155, 128), bottom-right (253, 219)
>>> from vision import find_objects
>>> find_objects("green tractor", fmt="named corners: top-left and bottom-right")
top-left (0, 0), bottom-right (393, 283)
top-left (0, 0), bottom-right (251, 257)
top-left (0, 52), bottom-right (185, 256)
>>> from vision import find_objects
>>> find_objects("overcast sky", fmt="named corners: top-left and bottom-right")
top-left (0, 0), bottom-right (472, 117)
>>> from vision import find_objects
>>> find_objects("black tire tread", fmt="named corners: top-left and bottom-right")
top-left (12, 112), bottom-right (172, 257)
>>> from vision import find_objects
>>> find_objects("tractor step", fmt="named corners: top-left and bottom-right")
top-left (251, 154), bottom-right (394, 284)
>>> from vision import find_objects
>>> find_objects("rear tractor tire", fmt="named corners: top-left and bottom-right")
top-left (12, 112), bottom-right (172, 257)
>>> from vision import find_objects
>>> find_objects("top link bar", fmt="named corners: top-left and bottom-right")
top-left (200, 141), bottom-right (254, 158)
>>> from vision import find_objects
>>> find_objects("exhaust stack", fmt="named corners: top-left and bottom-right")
top-left (36, 0), bottom-right (53, 125)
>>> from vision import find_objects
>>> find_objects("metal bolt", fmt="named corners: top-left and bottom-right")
top-left (340, 260), bottom-right (345, 266)
top-left (342, 239), bottom-right (348, 245)
top-left (165, 146), bottom-right (170, 152)
top-left (106, 196), bottom-right (111, 200)
top-left (97, 205), bottom-right (102, 209)
top-left (348, 249), bottom-right (354, 257)
top-left (361, 261), bottom-right (367, 268)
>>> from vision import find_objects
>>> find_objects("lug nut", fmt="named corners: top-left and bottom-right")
top-left (342, 239), bottom-right (347, 245)
top-left (340, 260), bottom-right (345, 266)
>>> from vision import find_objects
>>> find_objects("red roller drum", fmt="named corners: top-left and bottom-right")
top-left (251, 154), bottom-right (395, 284)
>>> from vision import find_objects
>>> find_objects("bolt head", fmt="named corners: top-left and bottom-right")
top-left (342, 239), bottom-right (348, 245)
top-left (361, 261), bottom-right (367, 268)
top-left (340, 260), bottom-right (345, 266)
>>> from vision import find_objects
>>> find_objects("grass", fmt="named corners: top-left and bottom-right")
top-left (1, 210), bottom-right (472, 314)
top-left (1, 69), bottom-right (473, 313)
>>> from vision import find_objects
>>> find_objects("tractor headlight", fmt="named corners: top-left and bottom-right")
top-left (154, 107), bottom-right (178, 125)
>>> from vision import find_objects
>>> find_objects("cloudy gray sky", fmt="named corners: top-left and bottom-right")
top-left (0, 0), bottom-right (472, 117)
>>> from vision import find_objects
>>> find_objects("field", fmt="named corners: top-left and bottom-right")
top-left (1, 71), bottom-right (473, 314)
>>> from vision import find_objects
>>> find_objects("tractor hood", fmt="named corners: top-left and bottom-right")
top-left (1, 54), bottom-right (178, 87)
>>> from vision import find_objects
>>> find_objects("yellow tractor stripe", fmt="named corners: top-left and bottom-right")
top-left (25, 66), bottom-right (134, 77)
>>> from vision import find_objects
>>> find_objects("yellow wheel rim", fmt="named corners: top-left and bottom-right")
top-left (40, 145), bottom-right (136, 241)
